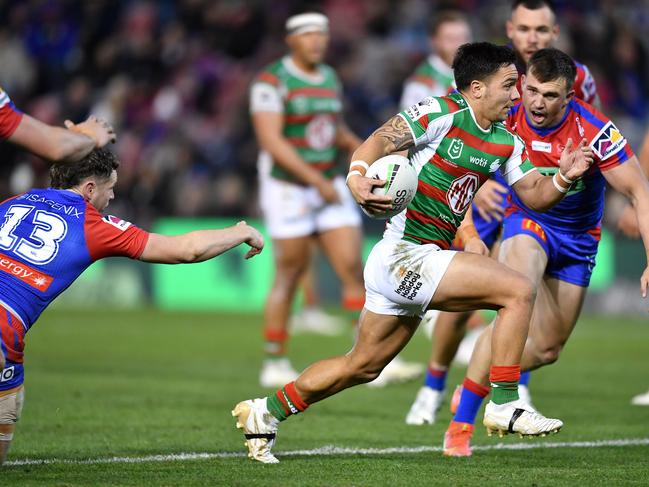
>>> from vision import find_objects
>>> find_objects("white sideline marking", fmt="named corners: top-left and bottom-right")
top-left (6, 438), bottom-right (649, 467)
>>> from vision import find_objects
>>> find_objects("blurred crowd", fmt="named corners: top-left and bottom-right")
top-left (0, 0), bottom-right (647, 226)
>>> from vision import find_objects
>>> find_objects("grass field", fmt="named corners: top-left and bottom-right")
top-left (3, 308), bottom-right (649, 486)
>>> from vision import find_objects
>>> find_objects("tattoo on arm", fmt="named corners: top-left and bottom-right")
top-left (372, 115), bottom-right (414, 152)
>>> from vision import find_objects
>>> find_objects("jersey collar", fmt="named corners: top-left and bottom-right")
top-left (456, 92), bottom-right (491, 134)
top-left (283, 56), bottom-right (325, 84)
top-left (428, 54), bottom-right (454, 78)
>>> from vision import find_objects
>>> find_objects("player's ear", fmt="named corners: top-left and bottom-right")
top-left (470, 79), bottom-right (484, 99)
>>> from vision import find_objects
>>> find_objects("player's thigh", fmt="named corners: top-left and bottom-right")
top-left (317, 225), bottom-right (363, 278)
top-left (0, 386), bottom-right (24, 438)
top-left (498, 234), bottom-right (548, 285)
top-left (429, 251), bottom-right (535, 312)
top-left (530, 277), bottom-right (587, 347)
top-left (349, 309), bottom-right (420, 368)
top-left (271, 236), bottom-right (313, 276)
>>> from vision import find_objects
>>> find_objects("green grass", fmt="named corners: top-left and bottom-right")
top-left (3, 309), bottom-right (649, 486)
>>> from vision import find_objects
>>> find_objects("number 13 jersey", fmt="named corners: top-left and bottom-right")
top-left (0, 189), bottom-right (149, 337)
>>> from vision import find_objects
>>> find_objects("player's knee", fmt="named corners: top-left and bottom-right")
top-left (347, 355), bottom-right (384, 383)
top-left (509, 275), bottom-right (536, 310)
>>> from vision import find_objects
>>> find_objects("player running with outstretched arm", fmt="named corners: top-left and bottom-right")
top-left (0, 149), bottom-right (264, 465)
top-left (443, 48), bottom-right (649, 457)
top-left (233, 42), bottom-right (593, 464)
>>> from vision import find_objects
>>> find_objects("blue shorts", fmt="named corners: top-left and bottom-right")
top-left (502, 210), bottom-right (599, 287)
top-left (473, 204), bottom-right (502, 249)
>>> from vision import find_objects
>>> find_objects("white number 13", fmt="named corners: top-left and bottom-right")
top-left (0, 204), bottom-right (68, 264)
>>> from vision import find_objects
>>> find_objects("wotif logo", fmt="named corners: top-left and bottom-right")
top-left (447, 138), bottom-right (464, 160)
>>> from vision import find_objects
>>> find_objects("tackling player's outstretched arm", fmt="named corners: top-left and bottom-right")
top-left (346, 115), bottom-right (414, 214)
top-left (9, 114), bottom-right (116, 163)
top-left (512, 137), bottom-right (593, 211)
top-left (139, 221), bottom-right (264, 264)
top-left (602, 156), bottom-right (649, 299)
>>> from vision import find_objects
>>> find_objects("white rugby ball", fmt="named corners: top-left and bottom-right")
top-left (361, 154), bottom-right (418, 219)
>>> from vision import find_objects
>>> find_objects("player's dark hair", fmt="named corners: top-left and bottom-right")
top-left (430, 10), bottom-right (468, 36)
top-left (453, 42), bottom-right (516, 91)
top-left (50, 148), bottom-right (120, 189)
top-left (511, 0), bottom-right (556, 14)
top-left (527, 48), bottom-right (576, 90)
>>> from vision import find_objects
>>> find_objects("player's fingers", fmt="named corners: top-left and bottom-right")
top-left (641, 276), bottom-right (648, 298)
top-left (563, 137), bottom-right (573, 153)
top-left (368, 178), bottom-right (387, 188)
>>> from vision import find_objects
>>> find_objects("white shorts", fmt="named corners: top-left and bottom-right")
top-left (259, 174), bottom-right (361, 239)
top-left (364, 238), bottom-right (457, 317)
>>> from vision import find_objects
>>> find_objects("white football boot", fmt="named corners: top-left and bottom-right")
top-left (405, 386), bottom-right (445, 425)
top-left (259, 358), bottom-right (299, 388)
top-left (517, 384), bottom-right (537, 412)
top-left (367, 356), bottom-right (424, 388)
top-left (483, 399), bottom-right (563, 438)
top-left (232, 398), bottom-right (280, 463)
top-left (631, 389), bottom-right (649, 406)
top-left (290, 307), bottom-right (345, 336)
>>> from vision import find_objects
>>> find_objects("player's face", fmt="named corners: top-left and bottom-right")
top-left (482, 64), bottom-right (520, 122)
top-left (287, 30), bottom-right (329, 67)
top-left (522, 70), bottom-right (574, 128)
top-left (90, 170), bottom-right (117, 212)
top-left (433, 21), bottom-right (472, 66)
top-left (507, 6), bottom-right (559, 64)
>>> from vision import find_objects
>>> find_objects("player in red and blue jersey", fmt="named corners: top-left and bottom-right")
top-left (443, 48), bottom-right (649, 457)
top-left (0, 87), bottom-right (115, 162)
top-left (0, 149), bottom-right (264, 464)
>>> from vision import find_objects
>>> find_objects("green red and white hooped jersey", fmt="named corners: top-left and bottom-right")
top-left (250, 56), bottom-right (343, 182)
top-left (387, 92), bottom-right (536, 249)
top-left (400, 54), bottom-right (455, 110)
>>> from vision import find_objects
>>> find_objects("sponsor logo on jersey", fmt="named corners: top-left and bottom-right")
top-left (305, 114), bottom-right (336, 150)
top-left (446, 173), bottom-right (478, 215)
top-left (469, 155), bottom-right (489, 168)
top-left (0, 366), bottom-right (15, 383)
top-left (103, 215), bottom-right (132, 231)
top-left (394, 269), bottom-right (423, 301)
top-left (531, 141), bottom-right (552, 153)
top-left (591, 121), bottom-right (626, 161)
top-left (18, 193), bottom-right (83, 218)
top-left (447, 138), bottom-right (464, 160)
top-left (405, 97), bottom-right (441, 120)
top-left (489, 159), bottom-right (501, 173)
top-left (0, 252), bottom-right (53, 291)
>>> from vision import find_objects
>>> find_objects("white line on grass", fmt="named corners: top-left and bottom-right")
top-left (6, 438), bottom-right (649, 467)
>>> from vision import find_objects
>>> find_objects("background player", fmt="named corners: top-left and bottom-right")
top-left (1, 87), bottom-right (115, 163)
top-left (0, 148), bottom-right (264, 465)
top-left (443, 48), bottom-right (649, 457)
top-left (233, 42), bottom-right (593, 464)
top-left (250, 12), bottom-right (411, 388)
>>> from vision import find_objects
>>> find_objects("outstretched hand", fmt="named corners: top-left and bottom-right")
top-left (65, 115), bottom-right (116, 147)
top-left (346, 174), bottom-right (393, 216)
top-left (640, 267), bottom-right (649, 305)
top-left (558, 138), bottom-right (594, 181)
top-left (237, 221), bottom-right (264, 259)
top-left (473, 179), bottom-right (508, 223)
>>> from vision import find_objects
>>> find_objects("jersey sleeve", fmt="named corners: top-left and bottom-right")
top-left (249, 71), bottom-right (284, 114)
top-left (574, 63), bottom-right (598, 105)
top-left (500, 134), bottom-right (536, 185)
top-left (0, 88), bottom-right (24, 139)
top-left (84, 206), bottom-right (150, 261)
top-left (582, 104), bottom-right (634, 171)
top-left (398, 96), bottom-right (455, 147)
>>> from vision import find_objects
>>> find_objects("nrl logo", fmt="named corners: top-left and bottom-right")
top-left (447, 138), bottom-right (464, 160)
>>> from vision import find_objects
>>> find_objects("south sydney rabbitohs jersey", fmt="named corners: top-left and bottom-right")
top-left (391, 93), bottom-right (536, 249)
top-left (506, 98), bottom-right (633, 233)
top-left (250, 56), bottom-right (343, 182)
top-left (400, 54), bottom-right (455, 110)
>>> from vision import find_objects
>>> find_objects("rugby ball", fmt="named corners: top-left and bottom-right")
top-left (361, 155), bottom-right (418, 219)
